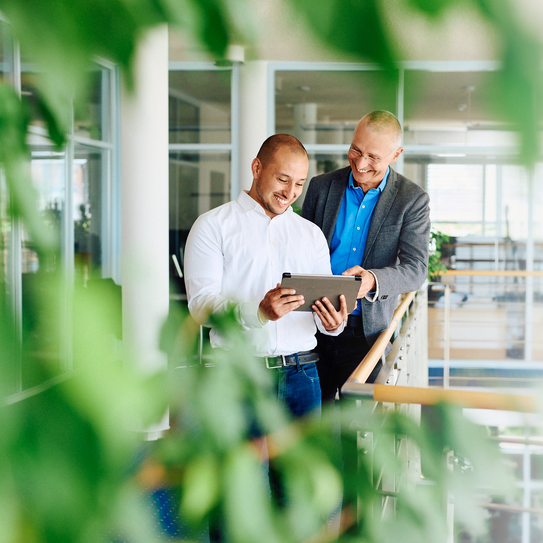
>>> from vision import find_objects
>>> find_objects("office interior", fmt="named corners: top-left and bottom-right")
top-left (2, 6), bottom-right (543, 542)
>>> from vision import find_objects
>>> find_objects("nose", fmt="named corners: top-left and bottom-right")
top-left (354, 154), bottom-right (370, 167)
top-left (283, 183), bottom-right (296, 199)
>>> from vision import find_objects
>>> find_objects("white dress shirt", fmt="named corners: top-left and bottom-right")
top-left (184, 191), bottom-right (345, 357)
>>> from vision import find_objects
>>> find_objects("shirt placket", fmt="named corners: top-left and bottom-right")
top-left (347, 197), bottom-right (367, 269)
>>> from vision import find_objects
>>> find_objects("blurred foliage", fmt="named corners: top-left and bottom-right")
top-left (152, 304), bottom-right (511, 543)
top-left (0, 0), bottom-right (252, 253)
top-left (289, 0), bottom-right (543, 166)
top-left (1, 274), bottom-right (514, 542)
top-left (0, 271), bottom-right (169, 543)
top-left (0, 0), bottom-right (539, 541)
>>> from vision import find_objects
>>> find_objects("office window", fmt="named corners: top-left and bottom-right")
top-left (403, 69), bottom-right (515, 147)
top-left (428, 164), bottom-right (486, 237)
top-left (295, 152), bottom-right (349, 209)
top-left (0, 22), bottom-right (11, 294)
top-left (169, 70), bottom-right (231, 145)
top-left (275, 69), bottom-right (398, 145)
top-left (168, 64), bottom-right (238, 295)
top-left (3, 36), bottom-right (119, 393)
top-left (169, 150), bottom-right (230, 290)
top-left (21, 72), bottom-right (52, 134)
top-left (0, 172), bottom-right (9, 302)
top-left (73, 145), bottom-right (108, 283)
top-left (20, 152), bottom-right (66, 388)
top-left (74, 67), bottom-right (111, 141)
top-left (0, 21), bottom-right (11, 83)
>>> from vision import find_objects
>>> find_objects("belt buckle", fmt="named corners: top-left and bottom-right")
top-left (265, 355), bottom-right (287, 369)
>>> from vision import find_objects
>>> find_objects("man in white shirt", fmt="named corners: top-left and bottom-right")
top-left (184, 134), bottom-right (348, 417)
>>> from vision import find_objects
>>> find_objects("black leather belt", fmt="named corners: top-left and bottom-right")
top-left (347, 315), bottom-right (362, 328)
top-left (265, 349), bottom-right (319, 369)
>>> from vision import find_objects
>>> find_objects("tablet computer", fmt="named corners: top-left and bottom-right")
top-left (280, 272), bottom-right (361, 312)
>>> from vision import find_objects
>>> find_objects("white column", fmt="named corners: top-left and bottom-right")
top-left (120, 25), bottom-right (169, 438)
top-left (239, 61), bottom-right (270, 192)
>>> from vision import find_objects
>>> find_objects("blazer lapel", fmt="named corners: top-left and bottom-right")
top-left (363, 168), bottom-right (398, 264)
top-left (322, 167), bottom-right (350, 244)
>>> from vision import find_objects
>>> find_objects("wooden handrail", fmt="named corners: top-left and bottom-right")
top-left (341, 383), bottom-right (541, 412)
top-left (346, 291), bottom-right (416, 385)
top-left (439, 269), bottom-right (543, 277)
top-left (341, 284), bottom-right (541, 413)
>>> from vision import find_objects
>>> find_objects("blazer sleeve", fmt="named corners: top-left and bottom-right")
top-left (369, 189), bottom-right (431, 298)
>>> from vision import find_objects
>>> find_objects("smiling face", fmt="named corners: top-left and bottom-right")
top-left (348, 120), bottom-right (403, 192)
top-left (248, 149), bottom-right (309, 219)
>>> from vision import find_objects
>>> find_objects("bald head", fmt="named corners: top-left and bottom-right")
top-left (357, 110), bottom-right (402, 147)
top-left (256, 134), bottom-right (308, 168)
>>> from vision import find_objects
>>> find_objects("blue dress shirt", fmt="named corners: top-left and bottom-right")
top-left (330, 168), bottom-right (389, 314)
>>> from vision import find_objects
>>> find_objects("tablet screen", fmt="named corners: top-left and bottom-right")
top-left (280, 272), bottom-right (361, 312)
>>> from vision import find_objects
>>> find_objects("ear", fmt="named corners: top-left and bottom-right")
top-left (251, 158), bottom-right (261, 179)
top-left (390, 147), bottom-right (404, 164)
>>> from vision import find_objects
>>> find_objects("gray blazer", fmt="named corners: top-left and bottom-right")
top-left (302, 166), bottom-right (431, 350)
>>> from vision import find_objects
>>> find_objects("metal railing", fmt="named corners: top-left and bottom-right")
top-left (339, 282), bottom-right (543, 541)
top-left (341, 286), bottom-right (429, 524)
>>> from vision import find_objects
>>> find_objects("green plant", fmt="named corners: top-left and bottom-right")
top-left (2, 0), bottom-right (540, 541)
top-left (428, 228), bottom-right (450, 281)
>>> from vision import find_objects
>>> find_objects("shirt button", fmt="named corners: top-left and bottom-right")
top-left (353, 248), bottom-right (356, 251)
top-left (362, 205), bottom-right (365, 209)
top-left (357, 227), bottom-right (360, 230)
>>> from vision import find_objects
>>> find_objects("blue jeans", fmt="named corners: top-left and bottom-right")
top-left (277, 362), bottom-right (321, 418)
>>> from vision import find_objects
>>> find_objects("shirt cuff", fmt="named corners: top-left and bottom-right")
top-left (315, 314), bottom-right (346, 336)
top-left (364, 271), bottom-right (379, 303)
top-left (235, 301), bottom-right (266, 330)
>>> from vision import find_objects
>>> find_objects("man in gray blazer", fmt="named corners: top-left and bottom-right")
top-left (302, 110), bottom-right (430, 402)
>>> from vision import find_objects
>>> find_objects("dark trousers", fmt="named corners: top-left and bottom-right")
top-left (315, 316), bottom-right (381, 403)
top-left (315, 317), bottom-right (382, 535)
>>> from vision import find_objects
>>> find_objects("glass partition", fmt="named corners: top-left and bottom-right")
top-left (169, 69), bottom-right (231, 144)
top-left (403, 69), bottom-right (515, 147)
top-left (275, 69), bottom-right (398, 145)
top-left (0, 20), bottom-right (11, 297)
top-left (295, 152), bottom-right (350, 209)
top-left (169, 151), bottom-right (231, 293)
top-left (0, 20), bottom-right (12, 83)
top-left (74, 66), bottom-right (111, 141)
top-left (2, 38), bottom-right (119, 395)
top-left (19, 151), bottom-right (66, 388)
top-left (73, 145), bottom-right (107, 284)
top-left (0, 173), bottom-right (9, 306)
top-left (21, 71), bottom-right (51, 133)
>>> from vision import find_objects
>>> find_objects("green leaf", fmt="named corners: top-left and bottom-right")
top-left (290, 0), bottom-right (397, 69)
top-left (180, 453), bottom-right (220, 521)
top-left (223, 446), bottom-right (281, 543)
top-left (405, 0), bottom-right (458, 17)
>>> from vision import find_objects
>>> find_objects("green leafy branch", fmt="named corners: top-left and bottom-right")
top-left (428, 228), bottom-right (450, 281)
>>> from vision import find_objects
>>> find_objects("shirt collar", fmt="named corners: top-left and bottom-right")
top-left (237, 190), bottom-right (293, 218)
top-left (348, 167), bottom-right (390, 192)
